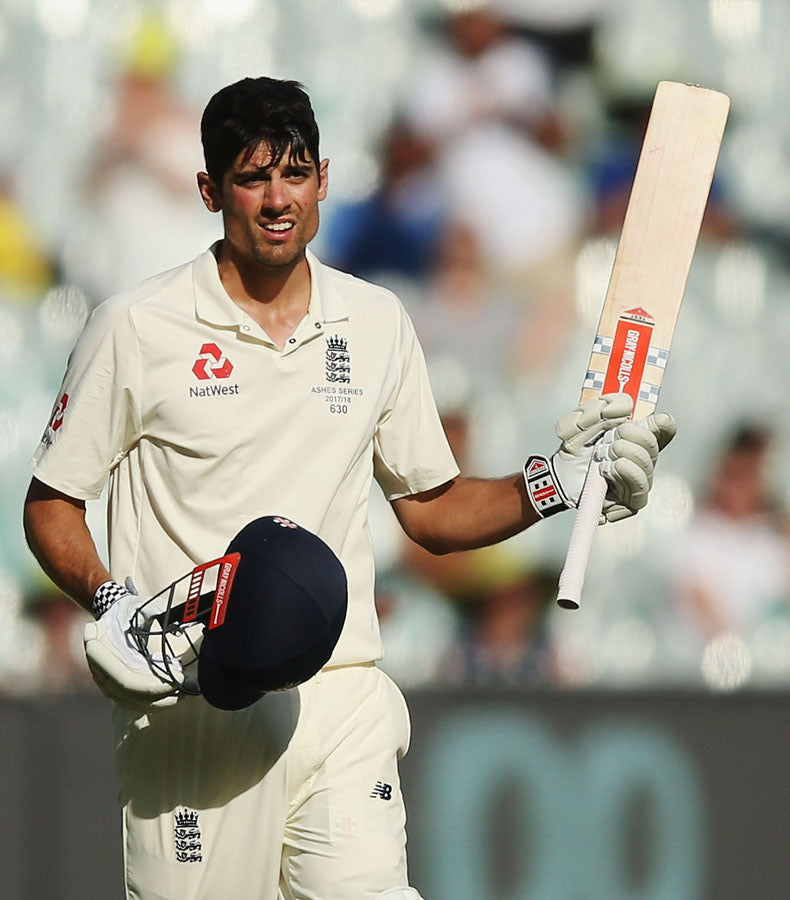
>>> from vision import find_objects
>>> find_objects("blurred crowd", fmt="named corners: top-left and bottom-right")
top-left (2, 0), bottom-right (789, 696)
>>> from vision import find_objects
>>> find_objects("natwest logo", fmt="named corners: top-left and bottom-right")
top-left (192, 343), bottom-right (233, 380)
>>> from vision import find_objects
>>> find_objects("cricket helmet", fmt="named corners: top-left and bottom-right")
top-left (128, 516), bottom-right (348, 710)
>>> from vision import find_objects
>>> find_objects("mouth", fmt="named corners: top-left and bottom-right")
top-left (260, 221), bottom-right (295, 241)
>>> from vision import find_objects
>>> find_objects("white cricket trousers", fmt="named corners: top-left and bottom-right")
top-left (114, 663), bottom-right (413, 900)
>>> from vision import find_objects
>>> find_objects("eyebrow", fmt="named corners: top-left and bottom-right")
top-left (235, 161), bottom-right (314, 179)
top-left (281, 161), bottom-right (313, 173)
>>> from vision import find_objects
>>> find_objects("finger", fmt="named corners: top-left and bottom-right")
top-left (556, 397), bottom-right (632, 448)
top-left (599, 392), bottom-right (635, 419)
top-left (85, 637), bottom-right (177, 698)
top-left (87, 661), bottom-right (147, 710)
top-left (101, 675), bottom-right (176, 711)
top-left (604, 504), bottom-right (636, 523)
top-left (609, 438), bottom-right (655, 478)
top-left (576, 393), bottom-right (633, 430)
top-left (150, 694), bottom-right (180, 710)
top-left (611, 457), bottom-right (651, 509)
top-left (555, 407), bottom-right (585, 440)
top-left (613, 422), bottom-right (660, 461)
top-left (638, 412), bottom-right (677, 450)
top-left (86, 660), bottom-right (115, 702)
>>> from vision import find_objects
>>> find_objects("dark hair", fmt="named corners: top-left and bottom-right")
top-left (201, 77), bottom-right (320, 185)
top-left (727, 424), bottom-right (770, 456)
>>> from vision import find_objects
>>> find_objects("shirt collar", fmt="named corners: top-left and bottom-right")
top-left (306, 248), bottom-right (349, 324)
top-left (193, 242), bottom-right (349, 328)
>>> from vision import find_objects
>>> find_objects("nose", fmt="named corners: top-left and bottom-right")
top-left (261, 175), bottom-right (289, 213)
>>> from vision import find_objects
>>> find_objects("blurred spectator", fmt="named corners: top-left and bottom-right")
top-left (400, 398), bottom-right (499, 602)
top-left (324, 119), bottom-right (446, 283)
top-left (403, 5), bottom-right (586, 279)
top-left (406, 7), bottom-right (561, 149)
top-left (370, 394), bottom-right (498, 688)
top-left (408, 222), bottom-right (524, 382)
top-left (66, 13), bottom-right (218, 300)
top-left (372, 394), bottom-right (551, 690)
top-left (409, 220), bottom-right (574, 382)
top-left (440, 558), bottom-right (555, 687)
top-left (0, 172), bottom-right (55, 302)
top-left (669, 425), bottom-right (790, 650)
top-left (375, 570), bottom-right (461, 690)
top-left (27, 586), bottom-right (91, 691)
top-left (367, 410), bottom-right (464, 689)
top-left (585, 93), bottom-right (735, 241)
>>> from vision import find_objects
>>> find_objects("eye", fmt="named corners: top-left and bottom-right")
top-left (236, 171), bottom-right (268, 186)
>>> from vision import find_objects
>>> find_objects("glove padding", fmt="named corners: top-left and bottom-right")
top-left (525, 394), bottom-right (676, 523)
top-left (594, 413), bottom-right (676, 520)
top-left (84, 585), bottom-right (184, 712)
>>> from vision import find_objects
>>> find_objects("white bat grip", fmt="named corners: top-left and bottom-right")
top-left (556, 465), bottom-right (608, 609)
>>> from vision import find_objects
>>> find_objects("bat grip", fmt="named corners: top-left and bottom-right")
top-left (556, 464), bottom-right (608, 609)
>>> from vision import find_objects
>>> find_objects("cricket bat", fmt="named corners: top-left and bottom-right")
top-left (557, 80), bottom-right (730, 610)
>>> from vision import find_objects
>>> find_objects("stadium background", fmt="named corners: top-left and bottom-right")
top-left (1, 0), bottom-right (789, 897)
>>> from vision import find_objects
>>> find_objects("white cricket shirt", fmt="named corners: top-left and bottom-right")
top-left (32, 245), bottom-right (459, 666)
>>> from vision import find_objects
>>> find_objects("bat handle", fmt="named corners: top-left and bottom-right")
top-left (556, 464), bottom-right (608, 609)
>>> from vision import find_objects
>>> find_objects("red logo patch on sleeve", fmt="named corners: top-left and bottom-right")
top-left (49, 392), bottom-right (69, 432)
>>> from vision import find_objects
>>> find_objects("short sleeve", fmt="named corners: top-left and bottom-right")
top-left (31, 299), bottom-right (143, 500)
top-left (373, 304), bottom-right (459, 500)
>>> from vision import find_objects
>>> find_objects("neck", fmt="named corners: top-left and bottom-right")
top-left (214, 242), bottom-right (313, 348)
top-left (215, 241), bottom-right (311, 312)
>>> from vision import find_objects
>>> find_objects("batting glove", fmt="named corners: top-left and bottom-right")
top-left (524, 393), bottom-right (676, 523)
top-left (84, 580), bottom-right (183, 712)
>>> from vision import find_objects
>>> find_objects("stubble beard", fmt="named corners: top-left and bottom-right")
top-left (252, 241), bottom-right (302, 270)
top-left (248, 219), bottom-right (316, 271)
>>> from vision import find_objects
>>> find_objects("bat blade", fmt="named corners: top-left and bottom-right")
top-left (557, 81), bottom-right (730, 610)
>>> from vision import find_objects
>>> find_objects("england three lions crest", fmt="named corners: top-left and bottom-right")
top-left (325, 336), bottom-right (350, 383)
top-left (174, 809), bottom-right (203, 863)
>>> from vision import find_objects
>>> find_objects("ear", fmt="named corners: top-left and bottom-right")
top-left (317, 158), bottom-right (329, 202)
top-left (197, 172), bottom-right (222, 213)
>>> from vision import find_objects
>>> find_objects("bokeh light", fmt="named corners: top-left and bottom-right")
top-left (701, 632), bottom-right (752, 690)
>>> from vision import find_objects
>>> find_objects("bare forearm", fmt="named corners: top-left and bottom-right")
top-left (23, 479), bottom-right (111, 613)
top-left (392, 473), bottom-right (540, 555)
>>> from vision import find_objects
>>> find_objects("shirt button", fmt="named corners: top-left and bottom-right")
top-left (241, 325), bottom-right (250, 332)
top-left (288, 338), bottom-right (296, 344)
top-left (315, 322), bottom-right (322, 329)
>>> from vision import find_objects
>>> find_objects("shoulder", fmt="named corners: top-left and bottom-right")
top-left (316, 257), bottom-right (410, 324)
top-left (87, 257), bottom-right (196, 335)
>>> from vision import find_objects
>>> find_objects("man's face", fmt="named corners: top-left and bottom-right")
top-left (199, 142), bottom-right (328, 270)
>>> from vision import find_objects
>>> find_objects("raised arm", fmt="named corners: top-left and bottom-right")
top-left (391, 394), bottom-right (677, 556)
top-left (391, 473), bottom-right (537, 555)
top-left (23, 477), bottom-right (111, 613)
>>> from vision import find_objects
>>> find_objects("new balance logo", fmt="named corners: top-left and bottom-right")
top-left (369, 781), bottom-right (393, 800)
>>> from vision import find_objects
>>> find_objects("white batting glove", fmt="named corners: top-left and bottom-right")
top-left (524, 393), bottom-right (676, 522)
top-left (84, 580), bottom-right (183, 712)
